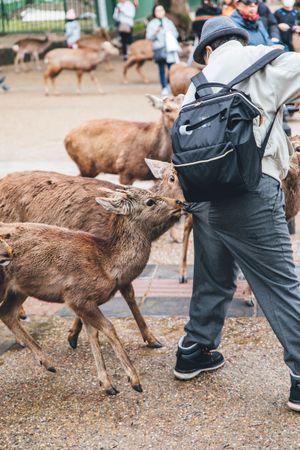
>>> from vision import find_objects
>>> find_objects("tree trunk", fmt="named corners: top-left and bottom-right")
top-left (170, 0), bottom-right (190, 15)
top-left (156, 0), bottom-right (189, 14)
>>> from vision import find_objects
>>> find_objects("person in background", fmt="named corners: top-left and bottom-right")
top-left (0, 76), bottom-right (10, 92)
top-left (113, 0), bottom-right (136, 61)
top-left (192, 0), bottom-right (222, 38)
top-left (65, 9), bottom-right (81, 48)
top-left (258, 1), bottom-right (281, 43)
top-left (275, 0), bottom-right (300, 51)
top-left (231, 0), bottom-right (273, 45)
top-left (146, 4), bottom-right (180, 96)
top-left (221, 0), bottom-right (236, 17)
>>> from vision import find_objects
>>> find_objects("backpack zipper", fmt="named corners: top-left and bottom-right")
top-left (173, 148), bottom-right (234, 167)
top-left (181, 92), bottom-right (260, 115)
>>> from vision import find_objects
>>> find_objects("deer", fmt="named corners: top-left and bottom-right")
top-left (76, 28), bottom-right (117, 72)
top-left (169, 62), bottom-right (201, 97)
top-left (13, 33), bottom-right (54, 72)
top-left (43, 41), bottom-right (119, 95)
top-left (0, 162), bottom-right (183, 349)
top-left (123, 40), bottom-right (194, 85)
top-left (123, 39), bottom-right (153, 84)
top-left (64, 94), bottom-right (184, 184)
top-left (0, 188), bottom-right (183, 395)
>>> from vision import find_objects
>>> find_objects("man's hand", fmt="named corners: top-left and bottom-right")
top-left (278, 23), bottom-right (290, 32)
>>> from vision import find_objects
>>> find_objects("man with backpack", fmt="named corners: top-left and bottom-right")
top-left (172, 16), bottom-right (300, 412)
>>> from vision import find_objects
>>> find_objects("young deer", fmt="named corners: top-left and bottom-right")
top-left (13, 33), bottom-right (53, 72)
top-left (0, 167), bottom-right (183, 348)
top-left (0, 188), bottom-right (183, 395)
top-left (43, 42), bottom-right (119, 95)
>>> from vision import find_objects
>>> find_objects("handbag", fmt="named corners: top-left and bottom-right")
top-left (153, 46), bottom-right (167, 63)
top-left (118, 23), bottom-right (131, 33)
top-left (165, 31), bottom-right (180, 53)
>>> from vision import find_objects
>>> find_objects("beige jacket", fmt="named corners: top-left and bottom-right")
top-left (183, 41), bottom-right (300, 181)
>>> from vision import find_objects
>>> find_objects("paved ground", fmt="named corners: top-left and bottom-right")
top-left (1, 56), bottom-right (300, 448)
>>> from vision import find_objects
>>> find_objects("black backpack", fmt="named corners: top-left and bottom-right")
top-left (171, 49), bottom-right (283, 202)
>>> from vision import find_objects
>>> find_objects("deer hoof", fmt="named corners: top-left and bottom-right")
top-left (179, 275), bottom-right (188, 284)
top-left (68, 335), bottom-right (78, 350)
top-left (147, 340), bottom-right (163, 349)
top-left (106, 387), bottom-right (119, 396)
top-left (47, 366), bottom-right (56, 373)
top-left (132, 384), bottom-right (143, 393)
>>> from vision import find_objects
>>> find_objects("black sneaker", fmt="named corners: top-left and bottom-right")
top-left (287, 375), bottom-right (300, 412)
top-left (174, 337), bottom-right (225, 380)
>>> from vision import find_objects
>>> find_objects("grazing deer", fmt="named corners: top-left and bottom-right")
top-left (0, 188), bottom-right (183, 395)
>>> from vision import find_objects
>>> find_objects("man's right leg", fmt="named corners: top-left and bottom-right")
top-left (174, 202), bottom-right (238, 379)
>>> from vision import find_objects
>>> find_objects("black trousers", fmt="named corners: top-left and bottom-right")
top-left (119, 31), bottom-right (133, 57)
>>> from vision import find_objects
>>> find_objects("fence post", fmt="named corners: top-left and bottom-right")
top-left (96, 0), bottom-right (108, 28)
top-left (0, 0), bottom-right (5, 35)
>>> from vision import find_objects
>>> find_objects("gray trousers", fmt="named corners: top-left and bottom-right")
top-left (184, 174), bottom-right (300, 375)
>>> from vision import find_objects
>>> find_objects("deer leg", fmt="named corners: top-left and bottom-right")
top-left (123, 58), bottom-right (136, 84)
top-left (243, 281), bottom-right (255, 307)
top-left (120, 284), bottom-right (162, 348)
top-left (68, 300), bottom-right (142, 393)
top-left (83, 322), bottom-right (118, 395)
top-left (104, 55), bottom-right (113, 72)
top-left (14, 53), bottom-right (20, 72)
top-left (67, 317), bottom-right (82, 349)
top-left (76, 71), bottom-right (83, 94)
top-left (33, 51), bottom-right (41, 71)
top-left (136, 61), bottom-right (148, 84)
top-left (0, 292), bottom-right (55, 372)
top-left (89, 70), bottom-right (104, 94)
top-left (179, 214), bottom-right (193, 284)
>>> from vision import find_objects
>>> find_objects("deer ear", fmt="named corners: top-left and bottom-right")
top-left (95, 197), bottom-right (131, 215)
top-left (145, 158), bottom-right (171, 179)
top-left (175, 93), bottom-right (185, 106)
top-left (146, 94), bottom-right (163, 110)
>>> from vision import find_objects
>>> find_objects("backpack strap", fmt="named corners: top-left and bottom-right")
top-left (228, 49), bottom-right (284, 88)
top-left (191, 71), bottom-right (213, 97)
top-left (192, 49), bottom-right (284, 98)
top-left (259, 108), bottom-right (280, 157)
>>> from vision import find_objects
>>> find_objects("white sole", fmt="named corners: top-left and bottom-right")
top-left (174, 359), bottom-right (225, 380)
top-left (287, 401), bottom-right (300, 412)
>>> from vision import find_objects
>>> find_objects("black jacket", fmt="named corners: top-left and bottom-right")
top-left (258, 2), bottom-right (281, 41)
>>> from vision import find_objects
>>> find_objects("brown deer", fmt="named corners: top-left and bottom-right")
top-left (13, 33), bottom-right (54, 72)
top-left (43, 42), bottom-right (119, 95)
top-left (123, 39), bottom-right (153, 84)
top-left (0, 164), bottom-right (183, 348)
top-left (64, 94), bottom-right (184, 184)
top-left (77, 29), bottom-right (116, 72)
top-left (0, 188), bottom-right (183, 395)
top-left (169, 62), bottom-right (201, 97)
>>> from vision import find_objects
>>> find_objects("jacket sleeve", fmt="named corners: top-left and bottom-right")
top-left (146, 20), bottom-right (158, 41)
top-left (265, 7), bottom-right (281, 40)
top-left (168, 19), bottom-right (179, 39)
top-left (273, 53), bottom-right (300, 105)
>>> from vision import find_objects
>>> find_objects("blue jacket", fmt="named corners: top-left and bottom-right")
top-left (231, 10), bottom-right (273, 46)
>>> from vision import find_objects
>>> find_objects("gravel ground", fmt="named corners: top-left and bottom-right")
top-left (0, 316), bottom-right (299, 449)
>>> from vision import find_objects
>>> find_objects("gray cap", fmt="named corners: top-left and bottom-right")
top-left (193, 16), bottom-right (249, 64)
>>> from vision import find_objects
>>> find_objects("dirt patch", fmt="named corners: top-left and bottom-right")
top-left (0, 316), bottom-right (298, 449)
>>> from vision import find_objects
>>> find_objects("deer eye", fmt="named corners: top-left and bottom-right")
top-left (169, 175), bottom-right (175, 183)
top-left (146, 199), bottom-right (156, 207)
top-left (164, 108), bottom-right (172, 113)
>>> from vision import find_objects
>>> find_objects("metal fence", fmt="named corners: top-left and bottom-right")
top-left (0, 0), bottom-right (98, 34)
